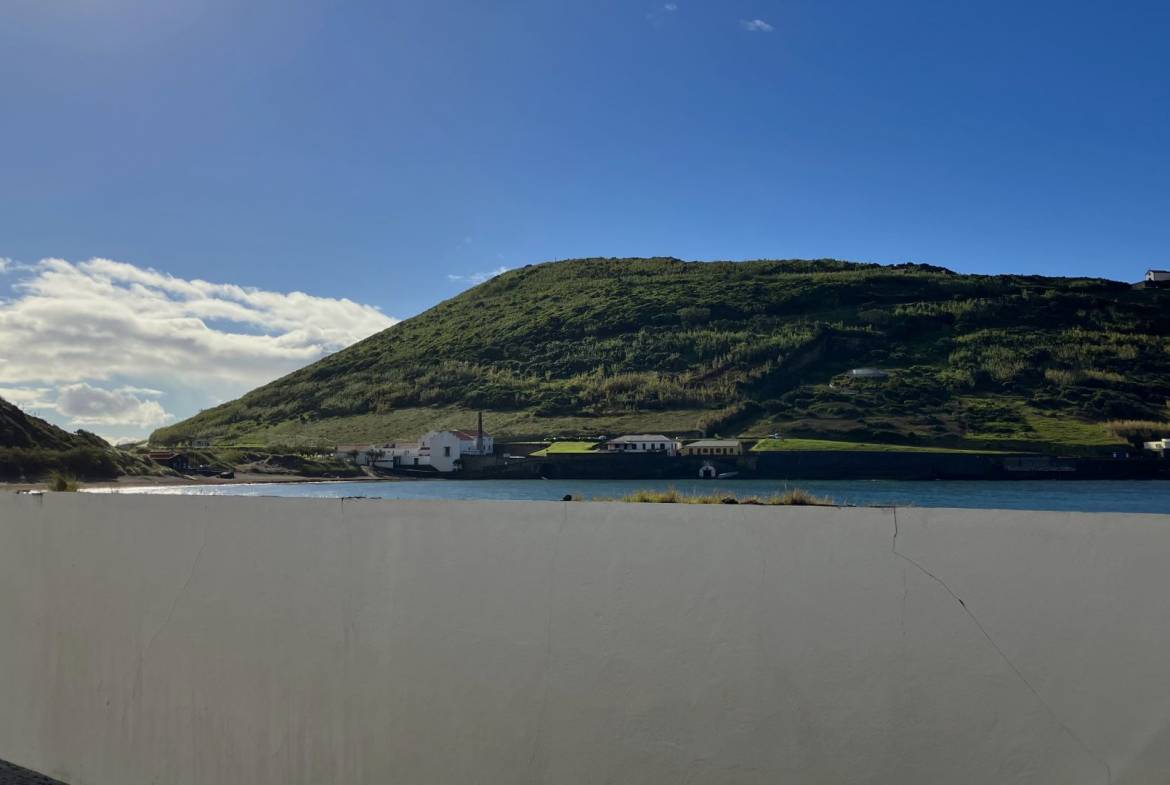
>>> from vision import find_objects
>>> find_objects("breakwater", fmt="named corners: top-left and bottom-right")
top-left (2, 494), bottom-right (1169, 784)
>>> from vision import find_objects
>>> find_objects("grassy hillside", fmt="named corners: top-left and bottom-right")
top-left (153, 257), bottom-right (1170, 454)
top-left (0, 397), bottom-right (158, 479)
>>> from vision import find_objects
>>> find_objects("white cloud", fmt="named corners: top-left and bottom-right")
top-left (102, 434), bottom-right (146, 446)
top-left (741, 18), bottom-right (774, 32)
top-left (646, 3), bottom-right (677, 27)
top-left (0, 258), bottom-right (10, 274)
top-left (0, 386), bottom-right (56, 411)
top-left (447, 266), bottom-right (510, 285)
top-left (0, 256), bottom-right (398, 437)
top-left (56, 383), bottom-right (173, 428)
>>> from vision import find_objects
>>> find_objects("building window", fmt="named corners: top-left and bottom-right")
top-left (444, 446), bottom-right (451, 457)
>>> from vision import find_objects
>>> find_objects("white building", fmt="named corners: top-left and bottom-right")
top-left (680, 439), bottom-right (743, 456)
top-left (334, 444), bottom-right (384, 466)
top-left (418, 429), bottom-right (495, 472)
top-left (1146, 269), bottom-right (1170, 283)
top-left (371, 429), bottom-right (494, 473)
top-left (377, 441), bottom-right (422, 467)
top-left (1143, 439), bottom-right (1169, 454)
top-left (604, 434), bottom-right (681, 455)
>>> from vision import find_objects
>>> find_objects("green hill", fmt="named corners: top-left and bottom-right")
top-left (152, 257), bottom-right (1170, 454)
top-left (0, 397), bottom-right (157, 480)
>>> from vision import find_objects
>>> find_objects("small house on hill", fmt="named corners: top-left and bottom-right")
top-left (604, 435), bottom-right (680, 455)
top-left (680, 439), bottom-right (742, 457)
top-left (1145, 269), bottom-right (1170, 285)
top-left (1143, 438), bottom-right (1169, 454)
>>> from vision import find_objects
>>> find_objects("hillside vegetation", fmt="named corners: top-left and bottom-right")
top-left (153, 258), bottom-right (1170, 454)
top-left (0, 397), bottom-right (157, 479)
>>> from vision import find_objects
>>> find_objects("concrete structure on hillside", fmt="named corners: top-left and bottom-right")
top-left (604, 434), bottom-right (680, 455)
top-left (680, 439), bottom-right (742, 456)
top-left (1145, 269), bottom-right (1170, 284)
top-left (1143, 438), bottom-right (1169, 454)
top-left (6, 494), bottom-right (1170, 784)
top-left (848, 367), bottom-right (889, 379)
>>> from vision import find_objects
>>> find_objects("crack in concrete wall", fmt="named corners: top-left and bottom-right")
top-left (890, 508), bottom-right (1112, 785)
top-left (526, 502), bottom-right (568, 783)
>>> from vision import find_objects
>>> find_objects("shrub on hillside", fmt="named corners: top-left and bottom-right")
top-left (1106, 420), bottom-right (1170, 446)
top-left (0, 447), bottom-right (121, 480)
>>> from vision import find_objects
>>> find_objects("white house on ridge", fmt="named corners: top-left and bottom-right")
top-left (603, 434), bottom-right (680, 455)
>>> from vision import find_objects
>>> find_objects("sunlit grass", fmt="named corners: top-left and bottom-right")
top-left (530, 441), bottom-right (602, 456)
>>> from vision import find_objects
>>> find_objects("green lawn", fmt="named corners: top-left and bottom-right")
top-left (529, 441), bottom-right (603, 456)
top-left (750, 438), bottom-right (1010, 454)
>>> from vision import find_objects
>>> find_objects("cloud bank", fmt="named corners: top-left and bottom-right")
top-left (56, 383), bottom-right (172, 429)
top-left (741, 19), bottom-right (774, 32)
top-left (0, 257), bottom-right (396, 435)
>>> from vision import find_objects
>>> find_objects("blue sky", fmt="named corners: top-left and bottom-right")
top-left (1, 0), bottom-right (1169, 439)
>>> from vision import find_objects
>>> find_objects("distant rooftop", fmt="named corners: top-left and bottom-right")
top-left (611, 434), bottom-right (674, 442)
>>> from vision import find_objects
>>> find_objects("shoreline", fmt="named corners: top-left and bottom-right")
top-left (3, 472), bottom-right (413, 494)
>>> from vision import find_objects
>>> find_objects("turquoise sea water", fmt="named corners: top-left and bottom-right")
top-left (97, 478), bottom-right (1170, 514)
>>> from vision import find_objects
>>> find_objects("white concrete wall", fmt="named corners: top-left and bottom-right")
top-left (1, 494), bottom-right (1169, 784)
top-left (420, 431), bottom-right (461, 471)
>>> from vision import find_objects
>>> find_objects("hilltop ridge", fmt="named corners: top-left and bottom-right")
top-left (0, 396), bottom-right (108, 451)
top-left (0, 396), bottom-right (159, 479)
top-left (152, 257), bottom-right (1170, 453)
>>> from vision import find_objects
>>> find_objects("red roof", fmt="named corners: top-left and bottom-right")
top-left (452, 430), bottom-right (487, 441)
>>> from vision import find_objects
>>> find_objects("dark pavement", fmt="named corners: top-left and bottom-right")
top-left (0, 760), bottom-right (70, 785)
